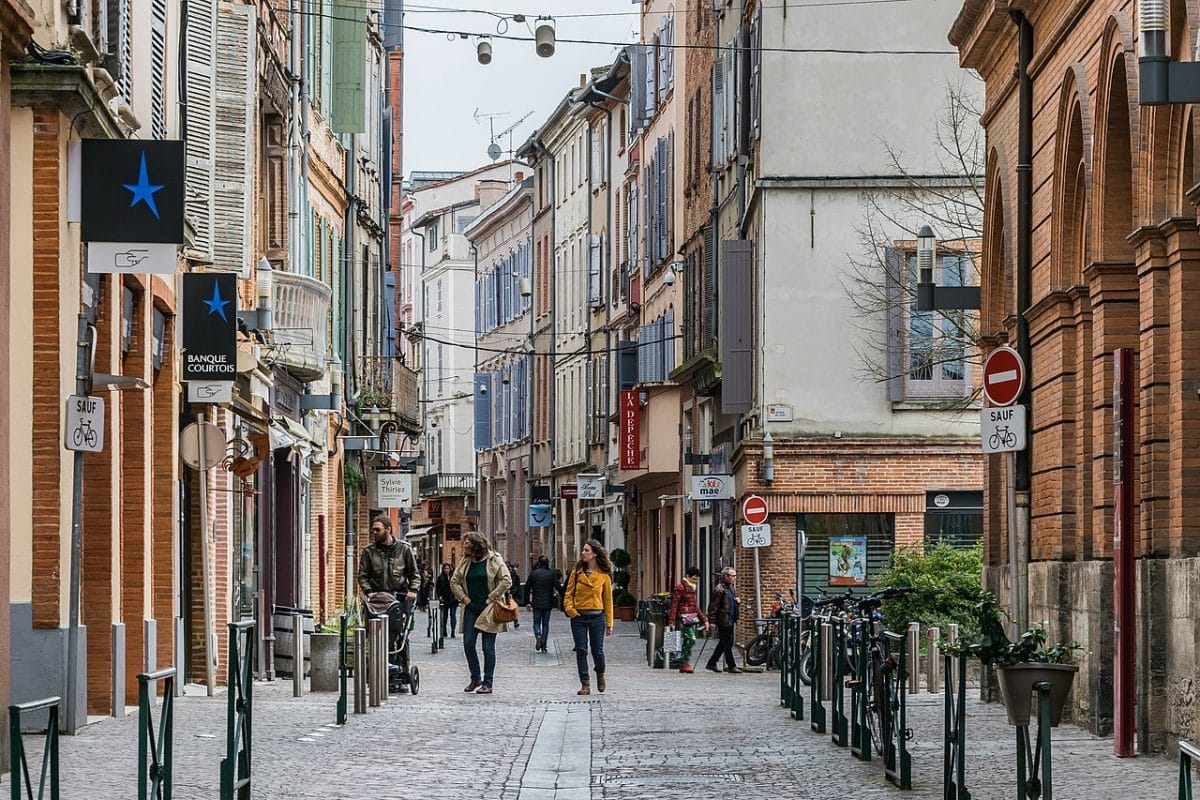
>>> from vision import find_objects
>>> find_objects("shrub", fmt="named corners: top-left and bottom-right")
top-left (613, 590), bottom-right (637, 607)
top-left (876, 542), bottom-right (984, 640)
top-left (609, 548), bottom-right (631, 569)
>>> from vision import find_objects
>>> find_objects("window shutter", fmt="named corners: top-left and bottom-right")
top-left (665, 307), bottom-right (676, 374)
top-left (711, 61), bottom-right (724, 167)
top-left (106, 0), bottom-right (132, 101)
top-left (885, 247), bottom-right (905, 401)
top-left (720, 240), bottom-right (753, 414)
top-left (644, 43), bottom-right (656, 121)
top-left (321, 0), bottom-right (333, 113)
top-left (643, 165), bottom-right (652, 277)
top-left (590, 126), bottom-right (600, 188)
top-left (185, 0), bottom-right (216, 259)
top-left (724, 43), bottom-right (735, 162)
top-left (703, 224), bottom-right (717, 348)
top-left (627, 45), bottom-right (646, 136)
top-left (150, 0), bottom-right (167, 139)
top-left (215, 2), bottom-right (257, 278)
top-left (751, 9), bottom-right (762, 141)
top-left (618, 340), bottom-right (638, 388)
top-left (472, 374), bottom-right (492, 450)
top-left (475, 279), bottom-right (481, 337)
top-left (667, 129), bottom-right (675, 255)
top-left (585, 359), bottom-right (595, 443)
top-left (384, 271), bottom-right (396, 355)
top-left (588, 234), bottom-right (602, 305)
top-left (667, 11), bottom-right (675, 90)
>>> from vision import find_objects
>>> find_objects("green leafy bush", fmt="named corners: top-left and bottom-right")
top-left (877, 542), bottom-right (984, 639)
top-left (613, 590), bottom-right (637, 607)
top-left (609, 548), bottom-right (631, 569)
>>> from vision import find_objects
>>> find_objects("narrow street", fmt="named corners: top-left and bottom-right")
top-left (13, 614), bottom-right (1178, 800)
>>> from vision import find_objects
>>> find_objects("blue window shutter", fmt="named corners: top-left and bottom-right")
top-left (720, 240), bottom-right (754, 413)
top-left (665, 307), bottom-right (675, 374)
top-left (474, 373), bottom-right (492, 450)
top-left (384, 271), bottom-right (396, 355)
top-left (637, 326), bottom-right (647, 382)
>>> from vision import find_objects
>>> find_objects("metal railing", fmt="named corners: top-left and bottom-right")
top-left (137, 668), bottom-right (175, 800)
top-left (418, 473), bottom-right (476, 496)
top-left (8, 697), bottom-right (60, 800)
top-left (1179, 739), bottom-right (1200, 800)
top-left (882, 631), bottom-right (913, 790)
top-left (220, 620), bottom-right (254, 800)
top-left (943, 653), bottom-right (969, 800)
top-left (1015, 682), bottom-right (1053, 800)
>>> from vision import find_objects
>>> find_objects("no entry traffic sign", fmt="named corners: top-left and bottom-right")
top-left (982, 346), bottom-right (1025, 407)
top-left (742, 494), bottom-right (769, 525)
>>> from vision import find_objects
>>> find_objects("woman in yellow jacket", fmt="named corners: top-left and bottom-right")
top-left (563, 539), bottom-right (614, 695)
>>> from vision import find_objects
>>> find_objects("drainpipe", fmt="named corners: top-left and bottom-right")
top-left (603, 104), bottom-right (615, 546)
top-left (1010, 10), bottom-right (1033, 635)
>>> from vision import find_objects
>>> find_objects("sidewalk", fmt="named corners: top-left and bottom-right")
top-left (0, 612), bottom-right (1180, 799)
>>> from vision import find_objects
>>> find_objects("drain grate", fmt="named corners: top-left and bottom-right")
top-left (593, 772), bottom-right (744, 787)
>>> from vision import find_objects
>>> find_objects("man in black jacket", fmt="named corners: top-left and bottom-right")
top-left (524, 556), bottom-right (558, 652)
top-left (705, 566), bottom-right (743, 673)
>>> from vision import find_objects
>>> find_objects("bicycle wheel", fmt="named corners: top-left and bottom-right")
top-left (766, 641), bottom-right (782, 671)
top-left (744, 634), bottom-right (771, 666)
top-left (866, 652), bottom-right (886, 754)
top-left (798, 638), bottom-right (814, 686)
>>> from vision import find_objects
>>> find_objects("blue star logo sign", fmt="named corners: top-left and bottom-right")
top-left (203, 280), bottom-right (231, 322)
top-left (121, 152), bottom-right (165, 219)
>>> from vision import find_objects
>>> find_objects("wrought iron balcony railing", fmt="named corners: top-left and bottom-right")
top-left (419, 473), bottom-right (476, 497)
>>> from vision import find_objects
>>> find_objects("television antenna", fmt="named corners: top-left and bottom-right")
top-left (474, 108), bottom-right (533, 161)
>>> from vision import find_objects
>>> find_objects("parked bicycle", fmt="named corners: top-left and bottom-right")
top-left (745, 591), bottom-right (802, 669)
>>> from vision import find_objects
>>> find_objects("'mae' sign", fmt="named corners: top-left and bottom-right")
top-left (182, 273), bottom-right (237, 382)
top-left (691, 474), bottom-right (734, 500)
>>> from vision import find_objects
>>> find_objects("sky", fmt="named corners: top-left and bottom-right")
top-left (402, 0), bottom-right (639, 174)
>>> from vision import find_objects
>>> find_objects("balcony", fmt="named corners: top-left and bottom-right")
top-left (393, 361), bottom-right (420, 431)
top-left (271, 271), bottom-right (333, 382)
top-left (419, 473), bottom-right (476, 498)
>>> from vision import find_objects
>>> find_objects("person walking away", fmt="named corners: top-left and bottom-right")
top-left (450, 532), bottom-right (512, 694)
top-left (416, 564), bottom-right (433, 612)
top-left (668, 566), bottom-right (710, 673)
top-left (356, 516), bottom-right (420, 688)
top-left (524, 556), bottom-right (558, 652)
top-left (434, 563), bottom-right (459, 638)
top-left (507, 562), bottom-right (523, 628)
top-left (563, 540), bottom-right (614, 695)
top-left (705, 566), bottom-right (743, 673)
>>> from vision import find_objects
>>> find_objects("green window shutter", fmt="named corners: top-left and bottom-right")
top-left (330, 0), bottom-right (365, 132)
top-left (321, 0), bottom-right (333, 115)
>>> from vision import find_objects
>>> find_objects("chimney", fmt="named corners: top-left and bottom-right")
top-left (580, 73), bottom-right (586, 88)
top-left (514, 171), bottom-right (525, 181)
top-left (476, 179), bottom-right (507, 211)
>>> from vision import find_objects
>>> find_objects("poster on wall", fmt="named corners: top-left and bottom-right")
top-left (829, 536), bottom-right (868, 586)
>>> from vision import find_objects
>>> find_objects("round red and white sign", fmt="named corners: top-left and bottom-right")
top-left (982, 346), bottom-right (1025, 407)
top-left (742, 494), bottom-right (769, 526)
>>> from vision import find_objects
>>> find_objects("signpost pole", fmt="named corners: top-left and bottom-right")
top-left (197, 411), bottom-right (215, 696)
top-left (753, 546), bottom-right (763, 623)
top-left (65, 313), bottom-right (91, 733)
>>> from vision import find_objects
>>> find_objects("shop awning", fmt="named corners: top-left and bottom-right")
top-left (406, 524), bottom-right (436, 540)
top-left (269, 417), bottom-right (318, 454)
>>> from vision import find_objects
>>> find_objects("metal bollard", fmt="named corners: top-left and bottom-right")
top-left (292, 613), bottom-right (304, 697)
top-left (353, 627), bottom-right (367, 714)
top-left (381, 616), bottom-right (390, 703)
top-left (647, 622), bottom-right (657, 667)
top-left (927, 626), bottom-right (941, 694)
top-left (367, 619), bottom-right (382, 707)
top-left (907, 622), bottom-right (921, 693)
top-left (820, 621), bottom-right (833, 702)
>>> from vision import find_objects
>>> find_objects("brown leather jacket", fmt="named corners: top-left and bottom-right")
top-left (357, 538), bottom-right (420, 596)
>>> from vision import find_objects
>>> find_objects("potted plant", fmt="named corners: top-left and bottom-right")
top-left (609, 548), bottom-right (636, 621)
top-left (946, 592), bottom-right (1080, 727)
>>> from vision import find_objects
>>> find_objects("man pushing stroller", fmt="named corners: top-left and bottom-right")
top-left (358, 515), bottom-right (421, 692)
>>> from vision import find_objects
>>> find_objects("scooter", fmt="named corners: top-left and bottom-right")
top-left (364, 592), bottom-right (421, 696)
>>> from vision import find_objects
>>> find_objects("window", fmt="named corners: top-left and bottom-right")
top-left (436, 278), bottom-right (443, 316)
top-left (886, 247), bottom-right (976, 401)
top-left (455, 214), bottom-right (477, 233)
top-left (923, 491), bottom-right (983, 549)
top-left (427, 223), bottom-right (438, 251)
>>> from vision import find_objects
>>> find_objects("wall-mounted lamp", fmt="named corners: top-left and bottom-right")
top-left (762, 432), bottom-right (775, 483)
top-left (913, 223), bottom-right (980, 312)
top-left (1138, 0), bottom-right (1200, 104)
top-left (300, 354), bottom-right (343, 411)
top-left (519, 277), bottom-right (532, 299)
top-left (238, 256), bottom-right (274, 332)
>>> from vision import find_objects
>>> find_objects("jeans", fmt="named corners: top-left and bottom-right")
top-left (570, 614), bottom-right (607, 680)
top-left (707, 625), bottom-right (736, 669)
top-left (462, 603), bottom-right (496, 685)
top-left (441, 605), bottom-right (458, 637)
top-left (532, 608), bottom-right (551, 641)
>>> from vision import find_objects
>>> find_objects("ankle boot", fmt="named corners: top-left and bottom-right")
top-left (596, 672), bottom-right (606, 693)
top-left (577, 679), bottom-right (591, 696)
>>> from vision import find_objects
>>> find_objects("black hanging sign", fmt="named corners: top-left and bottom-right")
top-left (81, 139), bottom-right (186, 243)
top-left (182, 273), bottom-right (237, 382)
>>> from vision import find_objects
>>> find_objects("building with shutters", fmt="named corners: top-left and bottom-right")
top-left (466, 178), bottom-right (533, 567)
top-left (7, 0), bottom-right (181, 727)
top-left (618, 0), bottom-right (688, 598)
top-left (400, 162), bottom-right (524, 566)
top-left (713, 0), bottom-right (982, 632)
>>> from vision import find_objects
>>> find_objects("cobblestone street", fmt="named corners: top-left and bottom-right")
top-left (5, 613), bottom-right (1180, 799)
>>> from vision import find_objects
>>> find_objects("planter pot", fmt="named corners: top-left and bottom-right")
top-left (309, 633), bottom-right (341, 692)
top-left (614, 605), bottom-right (636, 622)
top-left (996, 663), bottom-right (1078, 727)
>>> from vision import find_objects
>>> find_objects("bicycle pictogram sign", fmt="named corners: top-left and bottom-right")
top-left (65, 394), bottom-right (105, 453)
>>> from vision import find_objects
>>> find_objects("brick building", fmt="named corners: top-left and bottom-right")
top-left (951, 0), bottom-right (1200, 749)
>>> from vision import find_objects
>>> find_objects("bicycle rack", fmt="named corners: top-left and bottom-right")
top-left (8, 696), bottom-right (61, 800)
top-left (810, 621), bottom-right (826, 734)
top-left (943, 653), bottom-right (970, 800)
top-left (830, 618), bottom-right (848, 748)
top-left (1015, 683), bottom-right (1053, 800)
top-left (137, 667), bottom-right (175, 800)
top-left (882, 630), bottom-right (912, 789)
top-left (780, 612), bottom-right (792, 709)
top-left (783, 614), bottom-right (804, 721)
top-left (849, 620), bottom-right (872, 762)
top-left (1178, 739), bottom-right (1200, 800)
top-left (220, 620), bottom-right (254, 800)
top-left (336, 615), bottom-right (348, 726)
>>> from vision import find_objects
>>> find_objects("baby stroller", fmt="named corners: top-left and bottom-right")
top-left (364, 592), bottom-right (421, 695)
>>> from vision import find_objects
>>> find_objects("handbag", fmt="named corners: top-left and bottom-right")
top-left (662, 628), bottom-right (683, 653)
top-left (491, 593), bottom-right (520, 624)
